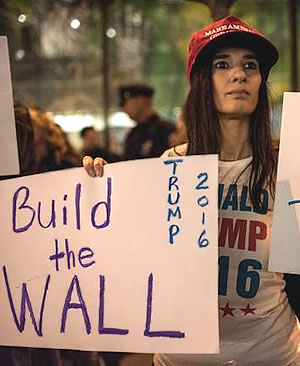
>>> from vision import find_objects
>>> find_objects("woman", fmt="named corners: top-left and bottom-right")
top-left (83, 16), bottom-right (300, 365)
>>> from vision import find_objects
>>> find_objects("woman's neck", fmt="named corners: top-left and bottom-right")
top-left (219, 115), bottom-right (252, 161)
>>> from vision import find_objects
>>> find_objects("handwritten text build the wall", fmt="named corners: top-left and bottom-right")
top-left (3, 171), bottom-right (186, 339)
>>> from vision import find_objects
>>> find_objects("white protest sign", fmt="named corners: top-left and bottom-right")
top-left (269, 92), bottom-right (300, 274)
top-left (0, 36), bottom-right (19, 176)
top-left (0, 156), bottom-right (219, 354)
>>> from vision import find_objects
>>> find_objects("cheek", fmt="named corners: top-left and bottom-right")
top-left (212, 76), bottom-right (219, 106)
top-left (252, 78), bottom-right (262, 106)
top-left (122, 104), bottom-right (129, 114)
top-left (212, 73), bottom-right (226, 106)
top-left (212, 83), bottom-right (223, 110)
top-left (254, 75), bottom-right (262, 96)
top-left (124, 101), bottom-right (136, 115)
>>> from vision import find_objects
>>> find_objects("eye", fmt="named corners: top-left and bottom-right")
top-left (244, 61), bottom-right (258, 70)
top-left (213, 60), bottom-right (229, 69)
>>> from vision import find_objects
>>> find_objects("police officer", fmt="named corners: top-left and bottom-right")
top-left (119, 84), bottom-right (175, 160)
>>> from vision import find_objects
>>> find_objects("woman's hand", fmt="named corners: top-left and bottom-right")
top-left (82, 156), bottom-right (107, 177)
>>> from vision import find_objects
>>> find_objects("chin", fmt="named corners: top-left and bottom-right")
top-left (224, 105), bottom-right (256, 117)
top-left (220, 110), bottom-right (253, 120)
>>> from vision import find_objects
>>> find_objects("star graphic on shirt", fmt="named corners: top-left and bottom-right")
top-left (240, 303), bottom-right (256, 316)
top-left (219, 302), bottom-right (235, 317)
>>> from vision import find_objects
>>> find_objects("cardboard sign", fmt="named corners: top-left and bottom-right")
top-left (0, 156), bottom-right (219, 354)
top-left (269, 93), bottom-right (300, 274)
top-left (0, 36), bottom-right (19, 176)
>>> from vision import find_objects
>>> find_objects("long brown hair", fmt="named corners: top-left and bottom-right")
top-left (14, 101), bottom-right (36, 176)
top-left (184, 64), bottom-right (277, 210)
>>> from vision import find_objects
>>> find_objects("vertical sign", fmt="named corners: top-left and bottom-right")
top-left (269, 92), bottom-right (300, 274)
top-left (0, 36), bottom-right (19, 176)
top-left (0, 156), bottom-right (219, 353)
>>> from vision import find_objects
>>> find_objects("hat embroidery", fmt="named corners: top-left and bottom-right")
top-left (205, 23), bottom-right (254, 40)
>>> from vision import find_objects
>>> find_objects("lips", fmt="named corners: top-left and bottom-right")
top-left (227, 89), bottom-right (250, 96)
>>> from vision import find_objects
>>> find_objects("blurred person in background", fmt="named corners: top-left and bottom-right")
top-left (119, 84), bottom-right (176, 160)
top-left (0, 101), bottom-right (36, 181)
top-left (80, 126), bottom-right (120, 163)
top-left (30, 108), bottom-right (81, 172)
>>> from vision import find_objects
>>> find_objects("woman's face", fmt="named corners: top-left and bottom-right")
top-left (212, 47), bottom-right (262, 118)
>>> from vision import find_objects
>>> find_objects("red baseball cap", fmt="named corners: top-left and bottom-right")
top-left (186, 15), bottom-right (279, 81)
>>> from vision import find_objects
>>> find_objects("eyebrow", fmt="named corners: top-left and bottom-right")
top-left (213, 53), bottom-right (258, 60)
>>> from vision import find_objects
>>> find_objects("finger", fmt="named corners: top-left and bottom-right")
top-left (82, 156), bottom-right (96, 177)
top-left (94, 157), bottom-right (107, 177)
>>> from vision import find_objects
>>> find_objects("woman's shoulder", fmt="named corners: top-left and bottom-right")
top-left (161, 143), bottom-right (187, 157)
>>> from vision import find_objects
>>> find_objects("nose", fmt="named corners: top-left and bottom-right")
top-left (231, 67), bottom-right (246, 83)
